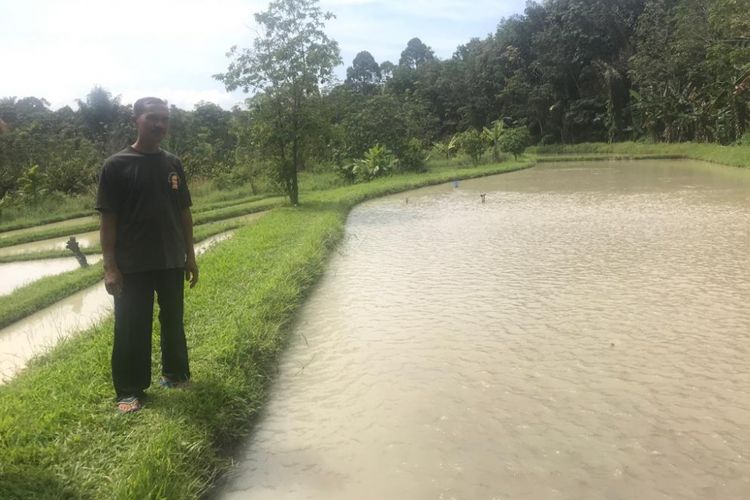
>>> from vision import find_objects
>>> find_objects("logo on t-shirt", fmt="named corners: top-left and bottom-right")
top-left (168, 172), bottom-right (180, 191)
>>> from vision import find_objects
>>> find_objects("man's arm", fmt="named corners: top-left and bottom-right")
top-left (182, 207), bottom-right (199, 288)
top-left (100, 212), bottom-right (123, 296)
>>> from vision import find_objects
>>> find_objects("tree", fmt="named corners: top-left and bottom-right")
top-left (399, 37), bottom-right (435, 70)
top-left (215, 0), bottom-right (341, 205)
top-left (77, 87), bottom-right (132, 156)
top-left (482, 119), bottom-right (505, 161)
top-left (346, 51), bottom-right (381, 93)
top-left (499, 127), bottom-right (531, 159)
top-left (229, 110), bottom-right (269, 194)
top-left (455, 129), bottom-right (486, 165)
top-left (379, 61), bottom-right (396, 81)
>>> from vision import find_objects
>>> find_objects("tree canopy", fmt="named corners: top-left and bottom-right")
top-left (2, 0), bottom-right (749, 203)
top-left (215, 0), bottom-right (341, 204)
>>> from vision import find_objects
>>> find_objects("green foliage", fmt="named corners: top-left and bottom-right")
top-left (16, 164), bottom-right (48, 203)
top-left (396, 138), bottom-right (427, 172)
top-left (215, 0), bottom-right (342, 205)
top-left (334, 92), bottom-right (437, 161)
top-left (629, 0), bottom-right (750, 143)
top-left (0, 160), bottom-right (529, 499)
top-left (76, 86), bottom-right (133, 155)
top-left (1, 0), bottom-right (749, 220)
top-left (346, 51), bottom-right (381, 94)
top-left (0, 265), bottom-right (103, 330)
top-left (499, 127), bottom-right (531, 159)
top-left (455, 129), bottom-right (487, 165)
top-left (531, 141), bottom-right (750, 169)
top-left (482, 120), bottom-right (505, 161)
top-left (336, 144), bottom-right (396, 182)
top-left (399, 37), bottom-right (435, 70)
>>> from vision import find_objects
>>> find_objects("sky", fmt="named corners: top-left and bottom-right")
top-left (0, 0), bottom-right (528, 111)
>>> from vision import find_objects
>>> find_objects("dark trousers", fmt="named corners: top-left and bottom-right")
top-left (112, 268), bottom-right (190, 398)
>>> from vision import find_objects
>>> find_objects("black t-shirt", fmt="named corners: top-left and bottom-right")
top-left (95, 147), bottom-right (192, 273)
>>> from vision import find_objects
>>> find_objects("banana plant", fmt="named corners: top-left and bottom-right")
top-left (482, 120), bottom-right (505, 162)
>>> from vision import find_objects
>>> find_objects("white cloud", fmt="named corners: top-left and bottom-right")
top-left (0, 0), bottom-right (526, 110)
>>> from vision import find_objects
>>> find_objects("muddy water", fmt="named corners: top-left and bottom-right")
top-left (0, 211), bottom-right (265, 258)
top-left (0, 255), bottom-right (103, 296)
top-left (218, 160), bottom-right (750, 500)
top-left (0, 231), bottom-right (235, 382)
top-left (0, 230), bottom-right (99, 258)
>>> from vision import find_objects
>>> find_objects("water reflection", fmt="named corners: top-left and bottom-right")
top-left (0, 230), bottom-right (99, 258)
top-left (0, 255), bottom-right (103, 296)
top-left (0, 231), bottom-right (236, 382)
top-left (218, 160), bottom-right (750, 500)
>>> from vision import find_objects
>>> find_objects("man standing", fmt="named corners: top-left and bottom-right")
top-left (96, 97), bottom-right (198, 413)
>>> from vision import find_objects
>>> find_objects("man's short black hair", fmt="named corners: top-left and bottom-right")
top-left (133, 97), bottom-right (168, 117)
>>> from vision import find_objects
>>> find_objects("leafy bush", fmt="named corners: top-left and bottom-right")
top-left (16, 165), bottom-right (48, 203)
top-left (499, 127), bottom-right (531, 159)
top-left (430, 136), bottom-right (459, 161)
top-left (395, 138), bottom-right (427, 172)
top-left (455, 129), bottom-right (487, 165)
top-left (482, 120), bottom-right (505, 161)
top-left (335, 144), bottom-right (396, 183)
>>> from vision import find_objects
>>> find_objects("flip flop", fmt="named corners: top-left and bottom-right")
top-left (117, 396), bottom-right (142, 414)
top-left (159, 376), bottom-right (191, 389)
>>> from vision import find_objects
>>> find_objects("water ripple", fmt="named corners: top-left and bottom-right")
top-left (218, 161), bottom-right (750, 500)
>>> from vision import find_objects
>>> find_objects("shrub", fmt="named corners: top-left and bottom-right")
top-left (455, 129), bottom-right (487, 165)
top-left (395, 139), bottom-right (427, 172)
top-left (335, 144), bottom-right (396, 183)
top-left (499, 127), bottom-right (531, 159)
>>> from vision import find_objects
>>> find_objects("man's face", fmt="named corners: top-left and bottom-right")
top-left (134, 103), bottom-right (169, 143)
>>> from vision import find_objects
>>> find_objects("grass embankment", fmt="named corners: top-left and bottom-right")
top-left (0, 159), bottom-right (528, 499)
top-left (0, 200), bottom-right (95, 234)
top-left (530, 141), bottom-right (750, 168)
top-left (0, 176), bottom-right (271, 234)
top-left (0, 265), bottom-right (104, 331)
top-left (0, 194), bottom-right (285, 252)
top-left (0, 218), bottom-right (260, 330)
top-left (0, 212), bottom-right (274, 264)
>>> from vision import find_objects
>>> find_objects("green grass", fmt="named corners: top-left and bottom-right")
top-left (0, 220), bottom-right (101, 249)
top-left (192, 193), bottom-right (272, 213)
top-left (0, 159), bottom-right (528, 499)
top-left (0, 194), bottom-right (96, 233)
top-left (0, 214), bottom-right (266, 264)
top-left (0, 247), bottom-right (101, 265)
top-left (0, 176), bottom-right (274, 237)
top-left (530, 141), bottom-right (750, 168)
top-left (0, 196), bottom-right (284, 250)
top-left (0, 218), bottom-right (258, 329)
top-left (192, 196), bottom-right (286, 225)
top-left (0, 265), bottom-right (105, 331)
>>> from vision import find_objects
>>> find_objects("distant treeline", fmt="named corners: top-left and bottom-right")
top-left (1, 0), bottom-right (748, 200)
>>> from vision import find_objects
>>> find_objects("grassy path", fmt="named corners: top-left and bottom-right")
top-left (0, 217), bottom-right (261, 331)
top-left (530, 141), bottom-right (750, 168)
top-left (0, 160), bottom-right (527, 499)
top-left (0, 195), bottom-right (285, 250)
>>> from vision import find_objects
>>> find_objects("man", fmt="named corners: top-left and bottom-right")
top-left (96, 97), bottom-right (199, 413)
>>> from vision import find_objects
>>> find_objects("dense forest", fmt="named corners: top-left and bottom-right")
top-left (1, 0), bottom-right (749, 203)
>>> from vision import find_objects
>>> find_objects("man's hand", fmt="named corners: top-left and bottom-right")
top-left (185, 257), bottom-right (199, 288)
top-left (104, 267), bottom-right (123, 297)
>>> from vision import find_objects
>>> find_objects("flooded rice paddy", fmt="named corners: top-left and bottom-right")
top-left (0, 231), bottom-right (236, 382)
top-left (0, 255), bottom-right (103, 296)
top-left (217, 160), bottom-right (750, 500)
top-left (0, 215), bottom-right (97, 242)
top-left (0, 229), bottom-right (99, 258)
